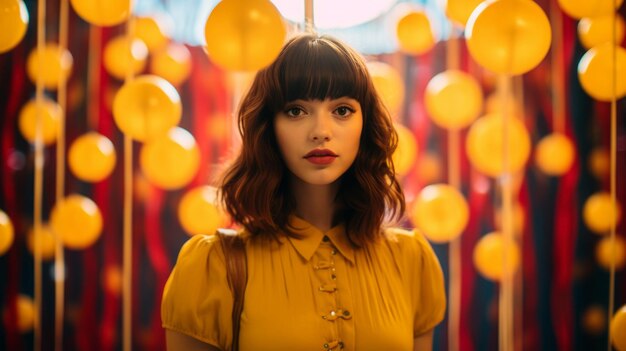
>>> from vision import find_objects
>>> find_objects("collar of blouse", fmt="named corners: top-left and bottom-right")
top-left (285, 215), bottom-right (356, 264)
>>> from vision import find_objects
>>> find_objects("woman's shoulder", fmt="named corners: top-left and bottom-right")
top-left (381, 227), bottom-right (440, 265)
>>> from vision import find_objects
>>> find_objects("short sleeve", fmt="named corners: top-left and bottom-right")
top-left (161, 234), bottom-right (233, 349)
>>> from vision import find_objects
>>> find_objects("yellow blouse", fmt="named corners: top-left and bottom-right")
top-left (161, 216), bottom-right (446, 350)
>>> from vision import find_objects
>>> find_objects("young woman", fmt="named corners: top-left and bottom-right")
top-left (162, 33), bottom-right (446, 351)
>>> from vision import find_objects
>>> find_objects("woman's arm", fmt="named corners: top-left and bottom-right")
top-left (413, 329), bottom-right (434, 351)
top-left (166, 330), bottom-right (221, 351)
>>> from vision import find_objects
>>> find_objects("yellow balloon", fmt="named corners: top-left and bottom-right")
top-left (582, 305), bottom-right (606, 335)
top-left (16, 295), bottom-right (35, 333)
top-left (425, 70), bottom-right (483, 129)
top-left (151, 43), bottom-right (192, 86)
top-left (178, 186), bottom-right (226, 236)
top-left (103, 36), bottom-right (148, 80)
top-left (392, 123), bottom-right (418, 176)
top-left (69, 132), bottom-right (116, 182)
top-left (204, 0), bottom-right (286, 71)
top-left (445, 0), bottom-right (484, 27)
top-left (612, 305), bottom-right (626, 351)
top-left (583, 192), bottom-right (622, 234)
top-left (558, 0), bottom-right (624, 19)
top-left (112, 75), bottom-right (182, 141)
top-left (69, 0), bottom-right (131, 26)
top-left (578, 14), bottom-right (626, 49)
top-left (578, 43), bottom-right (626, 101)
top-left (466, 113), bottom-right (531, 177)
top-left (0, 0), bottom-right (29, 53)
top-left (133, 15), bottom-right (171, 52)
top-left (50, 194), bottom-right (103, 249)
top-left (26, 43), bottom-right (73, 90)
top-left (417, 152), bottom-right (442, 185)
top-left (589, 147), bottom-right (610, 180)
top-left (410, 183), bottom-right (469, 243)
top-left (396, 10), bottom-right (436, 55)
top-left (368, 61), bottom-right (405, 117)
top-left (18, 98), bottom-right (61, 145)
top-left (535, 133), bottom-right (576, 176)
top-left (473, 231), bottom-right (520, 281)
top-left (26, 225), bottom-right (56, 260)
top-left (465, 0), bottom-right (552, 75)
top-left (596, 235), bottom-right (626, 270)
top-left (140, 127), bottom-right (200, 189)
top-left (0, 209), bottom-right (14, 255)
top-left (103, 265), bottom-right (122, 295)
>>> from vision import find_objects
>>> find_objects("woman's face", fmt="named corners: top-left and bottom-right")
top-left (274, 97), bottom-right (363, 186)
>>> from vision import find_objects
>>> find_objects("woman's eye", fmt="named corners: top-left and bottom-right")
top-left (285, 107), bottom-right (304, 117)
top-left (335, 106), bottom-right (354, 117)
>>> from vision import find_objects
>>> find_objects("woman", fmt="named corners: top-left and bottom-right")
top-left (162, 33), bottom-right (446, 351)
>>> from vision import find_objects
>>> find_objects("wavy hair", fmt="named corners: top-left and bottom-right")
top-left (219, 34), bottom-right (405, 247)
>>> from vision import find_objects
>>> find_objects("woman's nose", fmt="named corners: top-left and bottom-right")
top-left (310, 114), bottom-right (332, 141)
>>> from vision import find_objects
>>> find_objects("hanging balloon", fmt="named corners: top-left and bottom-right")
top-left (204, 0), bottom-right (286, 71)
top-left (416, 152), bottom-right (442, 185)
top-left (0, 209), bottom-right (14, 255)
top-left (69, 0), bottom-right (131, 26)
top-left (578, 14), bottom-right (626, 49)
top-left (583, 192), bottom-right (622, 234)
top-left (16, 295), bottom-right (35, 332)
top-left (582, 305), bottom-right (606, 335)
top-left (445, 0), bottom-right (484, 27)
top-left (465, 0), bottom-right (552, 75)
top-left (596, 235), bottom-right (626, 270)
top-left (613, 305), bottom-right (626, 351)
top-left (50, 194), bottom-right (103, 249)
top-left (410, 183), bottom-right (469, 243)
top-left (392, 123), bottom-right (418, 176)
top-left (103, 265), bottom-right (122, 295)
top-left (558, 0), bottom-right (624, 19)
top-left (112, 75), bottom-right (182, 141)
top-left (424, 69), bottom-right (483, 130)
top-left (150, 43), bottom-right (192, 86)
top-left (26, 43), bottom-right (73, 90)
top-left (395, 10), bottom-right (436, 55)
top-left (133, 15), bottom-right (172, 52)
top-left (589, 147), bottom-right (610, 180)
top-left (473, 231), bottom-right (520, 281)
top-left (178, 186), bottom-right (226, 236)
top-left (535, 133), bottom-right (576, 176)
top-left (140, 127), bottom-right (200, 189)
top-left (578, 43), bottom-right (626, 101)
top-left (26, 225), bottom-right (56, 260)
top-left (103, 36), bottom-right (149, 81)
top-left (367, 61), bottom-right (405, 117)
top-left (18, 98), bottom-right (61, 146)
top-left (68, 132), bottom-right (116, 182)
top-left (466, 113), bottom-right (531, 177)
top-left (0, 0), bottom-right (29, 53)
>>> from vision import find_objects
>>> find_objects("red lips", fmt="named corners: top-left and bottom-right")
top-left (304, 149), bottom-right (337, 165)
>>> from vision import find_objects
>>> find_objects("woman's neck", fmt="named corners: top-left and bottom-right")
top-left (290, 177), bottom-right (340, 232)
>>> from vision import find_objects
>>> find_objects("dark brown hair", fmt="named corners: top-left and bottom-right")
top-left (219, 33), bottom-right (405, 247)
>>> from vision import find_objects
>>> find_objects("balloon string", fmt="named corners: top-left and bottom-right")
top-left (55, 0), bottom-right (69, 350)
top-left (549, 0), bottom-right (565, 134)
top-left (34, 0), bottom-right (46, 349)
top-left (304, 0), bottom-right (314, 33)
top-left (607, 9), bottom-right (617, 351)
top-left (87, 25), bottom-right (102, 132)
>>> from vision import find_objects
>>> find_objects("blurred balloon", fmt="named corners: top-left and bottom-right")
top-left (465, 0), bottom-right (551, 75)
top-left (424, 70), bottom-right (483, 130)
top-left (445, 0), bottom-right (484, 27)
top-left (582, 305), bottom-right (606, 335)
top-left (50, 195), bottom-right (103, 249)
top-left (596, 235), bottom-right (626, 270)
top-left (140, 127), bottom-right (200, 189)
top-left (578, 43), bottom-right (626, 101)
top-left (612, 305), bottom-right (626, 351)
top-left (178, 186), bottom-right (226, 236)
top-left (535, 133), bottom-right (576, 176)
top-left (0, 209), bottom-right (14, 255)
top-left (113, 75), bottom-right (182, 141)
top-left (589, 147), bottom-right (610, 180)
top-left (583, 192), bottom-right (622, 234)
top-left (26, 43), bottom-right (73, 90)
top-left (18, 98), bottom-right (61, 146)
top-left (392, 123), bottom-right (418, 176)
top-left (396, 10), bottom-right (436, 55)
top-left (26, 225), bottom-right (56, 260)
top-left (103, 265), bottom-right (122, 295)
top-left (69, 0), bottom-right (131, 26)
top-left (410, 184), bottom-right (469, 243)
top-left (466, 113), bottom-right (531, 177)
top-left (473, 231), bottom-right (520, 281)
top-left (103, 36), bottom-right (148, 80)
top-left (578, 14), bottom-right (626, 49)
top-left (204, 0), bottom-right (286, 71)
top-left (133, 15), bottom-right (172, 52)
top-left (68, 132), bottom-right (116, 182)
top-left (558, 0), bottom-right (624, 19)
top-left (367, 61), bottom-right (405, 117)
top-left (151, 43), bottom-right (192, 86)
top-left (16, 295), bottom-right (35, 332)
top-left (416, 152), bottom-right (442, 185)
top-left (0, 0), bottom-right (29, 53)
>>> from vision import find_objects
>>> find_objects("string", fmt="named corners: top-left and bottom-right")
top-left (550, 0), bottom-right (565, 134)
